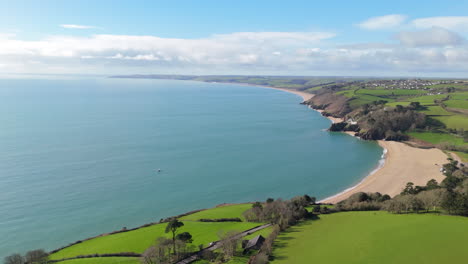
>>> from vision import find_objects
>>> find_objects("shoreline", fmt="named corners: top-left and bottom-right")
top-left (253, 85), bottom-right (449, 203)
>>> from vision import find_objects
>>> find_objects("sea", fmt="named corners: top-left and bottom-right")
top-left (0, 76), bottom-right (383, 257)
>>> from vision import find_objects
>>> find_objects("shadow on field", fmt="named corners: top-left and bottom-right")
top-left (269, 215), bottom-right (322, 262)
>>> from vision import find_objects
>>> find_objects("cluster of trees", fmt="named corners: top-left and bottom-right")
top-left (335, 192), bottom-right (391, 211)
top-left (4, 250), bottom-right (48, 264)
top-left (242, 195), bottom-right (315, 230)
top-left (327, 104), bottom-right (428, 141)
top-left (140, 219), bottom-right (195, 264)
top-left (354, 105), bottom-right (426, 140)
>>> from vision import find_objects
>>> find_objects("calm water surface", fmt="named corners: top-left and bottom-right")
top-left (0, 77), bottom-right (382, 256)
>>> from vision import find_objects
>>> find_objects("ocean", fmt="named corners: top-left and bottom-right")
top-left (0, 77), bottom-right (382, 257)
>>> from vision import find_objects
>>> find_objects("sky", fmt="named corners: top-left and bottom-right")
top-left (1, 0), bottom-right (468, 77)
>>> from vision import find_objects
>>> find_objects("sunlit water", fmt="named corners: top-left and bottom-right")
top-left (0, 77), bottom-right (382, 256)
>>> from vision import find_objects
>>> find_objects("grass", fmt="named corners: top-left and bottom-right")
top-left (419, 105), bottom-right (453, 116)
top-left (387, 94), bottom-right (449, 106)
top-left (55, 257), bottom-right (139, 264)
top-left (445, 99), bottom-right (468, 110)
top-left (348, 94), bottom-right (395, 108)
top-left (180, 204), bottom-right (253, 221)
top-left (453, 151), bottom-right (468, 162)
top-left (244, 226), bottom-right (273, 240)
top-left (271, 211), bottom-right (468, 264)
top-left (407, 132), bottom-right (467, 146)
top-left (50, 221), bottom-right (260, 260)
top-left (433, 114), bottom-right (468, 130)
top-left (356, 89), bottom-right (426, 96)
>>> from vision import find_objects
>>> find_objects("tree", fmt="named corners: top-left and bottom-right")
top-left (401, 182), bottom-right (416, 195)
top-left (417, 189), bottom-right (445, 212)
top-left (303, 195), bottom-right (316, 205)
top-left (165, 219), bottom-right (184, 255)
top-left (141, 246), bottom-right (158, 264)
top-left (175, 232), bottom-right (193, 243)
top-left (426, 179), bottom-right (439, 190)
top-left (252, 202), bottom-right (263, 209)
top-left (217, 231), bottom-right (240, 260)
top-left (25, 249), bottom-right (48, 264)
top-left (4, 254), bottom-right (24, 264)
top-left (140, 238), bottom-right (173, 264)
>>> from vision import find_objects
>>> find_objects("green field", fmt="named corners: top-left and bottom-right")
top-left (271, 211), bottom-right (468, 264)
top-left (445, 99), bottom-right (468, 110)
top-left (57, 257), bottom-right (139, 264)
top-left (407, 132), bottom-right (467, 146)
top-left (356, 89), bottom-right (426, 96)
top-left (349, 94), bottom-right (395, 108)
top-left (387, 94), bottom-right (450, 106)
top-left (50, 221), bottom-right (259, 260)
top-left (433, 114), bottom-right (468, 130)
top-left (180, 204), bottom-right (253, 221)
top-left (49, 204), bottom-right (263, 261)
top-left (419, 105), bottom-right (453, 116)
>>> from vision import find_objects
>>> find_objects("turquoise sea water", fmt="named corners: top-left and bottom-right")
top-left (0, 77), bottom-right (382, 257)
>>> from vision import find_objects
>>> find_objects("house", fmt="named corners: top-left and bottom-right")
top-left (242, 235), bottom-right (265, 253)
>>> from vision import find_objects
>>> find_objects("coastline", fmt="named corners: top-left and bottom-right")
top-left (255, 85), bottom-right (449, 204)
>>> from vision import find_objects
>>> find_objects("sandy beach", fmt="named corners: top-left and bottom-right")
top-left (270, 87), bottom-right (314, 101)
top-left (321, 141), bottom-right (448, 203)
top-left (266, 87), bottom-right (450, 204)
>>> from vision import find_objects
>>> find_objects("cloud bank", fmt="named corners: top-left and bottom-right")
top-left (396, 27), bottom-right (465, 47)
top-left (2, 16), bottom-right (468, 77)
top-left (411, 16), bottom-right (468, 31)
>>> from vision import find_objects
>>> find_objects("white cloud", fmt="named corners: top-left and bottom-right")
top-left (396, 27), bottom-right (464, 47)
top-left (411, 16), bottom-right (468, 31)
top-left (358, 14), bottom-right (407, 30)
top-left (1, 30), bottom-right (468, 76)
top-left (60, 24), bottom-right (96, 29)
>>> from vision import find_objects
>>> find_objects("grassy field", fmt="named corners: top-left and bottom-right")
top-left (433, 114), bottom-right (468, 130)
top-left (49, 204), bottom-right (260, 261)
top-left (355, 89), bottom-right (426, 96)
top-left (50, 221), bottom-right (260, 260)
top-left (271, 211), bottom-right (468, 264)
top-left (386, 94), bottom-right (450, 106)
top-left (407, 132), bottom-right (466, 146)
top-left (244, 225), bottom-right (273, 240)
top-left (180, 204), bottom-right (252, 221)
top-left (419, 105), bottom-right (453, 116)
top-left (445, 99), bottom-right (468, 110)
top-left (349, 94), bottom-right (395, 108)
top-left (57, 257), bottom-right (139, 264)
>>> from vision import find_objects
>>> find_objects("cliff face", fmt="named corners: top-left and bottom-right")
top-left (306, 91), bottom-right (350, 117)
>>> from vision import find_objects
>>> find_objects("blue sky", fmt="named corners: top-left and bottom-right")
top-left (1, 0), bottom-right (468, 77)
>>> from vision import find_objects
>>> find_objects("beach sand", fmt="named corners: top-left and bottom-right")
top-left (271, 88), bottom-right (314, 101)
top-left (266, 87), bottom-right (450, 204)
top-left (321, 141), bottom-right (448, 203)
